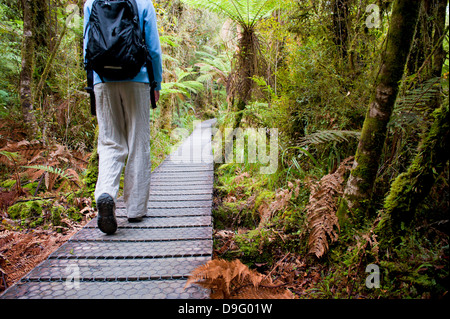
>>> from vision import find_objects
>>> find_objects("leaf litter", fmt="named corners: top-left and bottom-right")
top-left (0, 136), bottom-right (94, 293)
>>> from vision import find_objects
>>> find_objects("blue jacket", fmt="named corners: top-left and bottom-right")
top-left (83, 0), bottom-right (163, 91)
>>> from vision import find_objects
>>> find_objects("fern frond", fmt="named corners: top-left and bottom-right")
top-left (299, 130), bottom-right (361, 147)
top-left (180, 0), bottom-right (282, 27)
top-left (185, 259), bottom-right (294, 299)
top-left (22, 165), bottom-right (71, 180)
top-left (0, 140), bottom-right (45, 165)
top-left (395, 77), bottom-right (442, 112)
top-left (391, 77), bottom-right (442, 127)
top-left (306, 157), bottom-right (353, 258)
top-left (0, 150), bottom-right (20, 164)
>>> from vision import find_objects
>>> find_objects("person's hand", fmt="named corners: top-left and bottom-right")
top-left (154, 90), bottom-right (160, 103)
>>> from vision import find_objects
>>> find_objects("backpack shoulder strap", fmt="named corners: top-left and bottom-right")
top-left (140, 8), bottom-right (158, 109)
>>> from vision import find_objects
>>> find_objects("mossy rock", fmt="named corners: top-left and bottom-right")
top-left (0, 179), bottom-right (17, 190)
top-left (7, 199), bottom-right (52, 228)
top-left (213, 201), bottom-right (260, 229)
top-left (7, 198), bottom-right (83, 229)
top-left (67, 206), bottom-right (82, 222)
top-left (51, 205), bottom-right (64, 226)
top-left (7, 200), bottom-right (45, 220)
top-left (22, 181), bottom-right (40, 193)
top-left (234, 228), bottom-right (275, 267)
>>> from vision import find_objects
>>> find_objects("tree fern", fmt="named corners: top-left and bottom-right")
top-left (180, 0), bottom-right (283, 27)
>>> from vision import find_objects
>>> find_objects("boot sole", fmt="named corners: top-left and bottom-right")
top-left (97, 194), bottom-right (117, 235)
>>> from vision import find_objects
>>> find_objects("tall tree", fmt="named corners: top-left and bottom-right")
top-left (380, 0), bottom-right (449, 236)
top-left (19, 0), bottom-right (36, 125)
top-left (339, 0), bottom-right (421, 220)
top-left (19, 0), bottom-right (52, 129)
top-left (180, 0), bottom-right (282, 128)
top-left (33, 0), bottom-right (51, 83)
top-left (330, 0), bottom-right (350, 59)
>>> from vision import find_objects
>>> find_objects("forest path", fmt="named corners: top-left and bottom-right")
top-left (0, 119), bottom-right (216, 299)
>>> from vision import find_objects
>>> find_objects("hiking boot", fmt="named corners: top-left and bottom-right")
top-left (128, 216), bottom-right (144, 223)
top-left (96, 193), bottom-right (117, 235)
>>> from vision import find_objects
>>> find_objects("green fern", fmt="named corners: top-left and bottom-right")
top-left (180, 0), bottom-right (283, 27)
top-left (160, 67), bottom-right (204, 99)
top-left (298, 130), bottom-right (361, 147)
top-left (195, 47), bottom-right (231, 85)
top-left (22, 165), bottom-right (71, 180)
top-left (396, 78), bottom-right (442, 110)
top-left (391, 77), bottom-right (442, 127)
top-left (0, 150), bottom-right (20, 163)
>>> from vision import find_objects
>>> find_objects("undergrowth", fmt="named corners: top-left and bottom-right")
top-left (212, 125), bottom-right (449, 298)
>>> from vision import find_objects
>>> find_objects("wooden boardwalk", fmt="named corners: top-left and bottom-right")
top-left (0, 119), bottom-right (216, 299)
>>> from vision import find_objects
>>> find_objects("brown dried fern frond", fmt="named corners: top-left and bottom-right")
top-left (0, 140), bottom-right (45, 166)
top-left (185, 259), bottom-right (294, 299)
top-left (306, 157), bottom-right (353, 258)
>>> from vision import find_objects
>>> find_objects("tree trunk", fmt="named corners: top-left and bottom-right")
top-left (159, 98), bottom-right (173, 131)
top-left (19, 0), bottom-right (36, 125)
top-left (232, 26), bottom-right (262, 128)
top-left (407, 0), bottom-right (447, 79)
top-left (380, 0), bottom-right (449, 235)
top-left (431, 0), bottom-right (447, 78)
top-left (35, 8), bottom-right (74, 104)
top-left (407, 2), bottom-right (430, 78)
top-left (33, 0), bottom-right (50, 82)
top-left (331, 0), bottom-right (349, 59)
top-left (382, 98), bottom-right (449, 233)
top-left (339, 0), bottom-right (421, 220)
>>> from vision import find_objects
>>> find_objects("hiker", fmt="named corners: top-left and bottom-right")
top-left (83, 0), bottom-right (163, 234)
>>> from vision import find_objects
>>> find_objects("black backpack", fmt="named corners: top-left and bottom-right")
top-left (84, 0), bottom-right (157, 114)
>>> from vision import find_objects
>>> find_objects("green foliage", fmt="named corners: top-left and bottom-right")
top-left (180, 0), bottom-right (283, 27)
top-left (83, 142), bottom-right (99, 203)
top-left (0, 0), bottom-right (448, 299)
top-left (234, 228), bottom-right (275, 266)
top-left (0, 2), bottom-right (21, 118)
top-left (23, 165), bottom-right (70, 181)
top-left (6, 197), bottom-right (87, 230)
top-left (298, 130), bottom-right (361, 148)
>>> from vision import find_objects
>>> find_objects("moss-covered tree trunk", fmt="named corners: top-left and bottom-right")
top-left (20, 0), bottom-right (36, 125)
top-left (382, 98), bottom-right (449, 233)
top-left (159, 98), bottom-right (173, 131)
top-left (20, 0), bottom-right (52, 130)
top-left (340, 0), bottom-right (421, 219)
top-left (33, 0), bottom-right (50, 84)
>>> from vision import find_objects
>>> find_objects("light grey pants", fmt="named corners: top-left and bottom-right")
top-left (94, 82), bottom-right (151, 219)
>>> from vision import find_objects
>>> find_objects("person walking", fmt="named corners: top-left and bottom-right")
top-left (83, 0), bottom-right (163, 234)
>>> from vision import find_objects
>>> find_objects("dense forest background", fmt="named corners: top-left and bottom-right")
top-left (0, 0), bottom-right (449, 298)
